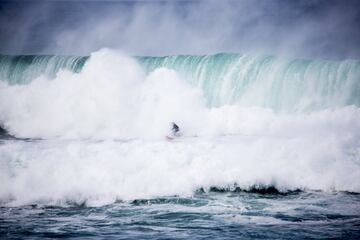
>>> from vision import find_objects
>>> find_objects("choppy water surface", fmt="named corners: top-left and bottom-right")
top-left (1, 191), bottom-right (360, 239)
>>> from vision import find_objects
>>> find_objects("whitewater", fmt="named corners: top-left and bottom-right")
top-left (1, 49), bottom-right (360, 239)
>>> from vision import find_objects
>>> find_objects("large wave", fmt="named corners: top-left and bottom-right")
top-left (140, 54), bottom-right (360, 111)
top-left (0, 49), bottom-right (359, 139)
top-left (0, 49), bottom-right (359, 205)
top-left (1, 50), bottom-right (359, 111)
top-left (0, 49), bottom-right (206, 139)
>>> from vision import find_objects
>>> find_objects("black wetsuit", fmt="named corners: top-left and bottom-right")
top-left (172, 123), bottom-right (180, 134)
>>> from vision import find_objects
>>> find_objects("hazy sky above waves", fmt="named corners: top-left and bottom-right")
top-left (0, 0), bottom-right (359, 59)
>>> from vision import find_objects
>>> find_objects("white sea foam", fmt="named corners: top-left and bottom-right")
top-left (1, 118), bottom-right (360, 206)
top-left (0, 49), bottom-right (359, 206)
top-left (0, 49), bottom-right (207, 139)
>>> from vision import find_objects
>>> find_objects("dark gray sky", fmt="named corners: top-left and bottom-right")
top-left (0, 0), bottom-right (359, 59)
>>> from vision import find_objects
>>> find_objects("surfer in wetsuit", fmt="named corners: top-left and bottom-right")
top-left (171, 122), bottom-right (181, 137)
top-left (0, 125), bottom-right (6, 135)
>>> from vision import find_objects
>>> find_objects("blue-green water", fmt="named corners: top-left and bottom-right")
top-left (1, 53), bottom-right (359, 112)
top-left (1, 191), bottom-right (360, 239)
top-left (139, 54), bottom-right (360, 111)
top-left (0, 55), bottom-right (87, 85)
top-left (1, 50), bottom-right (360, 239)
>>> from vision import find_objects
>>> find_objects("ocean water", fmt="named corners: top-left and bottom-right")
top-left (1, 49), bottom-right (360, 239)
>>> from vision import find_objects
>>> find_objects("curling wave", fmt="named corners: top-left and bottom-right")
top-left (0, 49), bottom-right (359, 205)
top-left (1, 51), bottom-right (359, 111)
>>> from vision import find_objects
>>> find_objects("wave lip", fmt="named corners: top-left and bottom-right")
top-left (1, 50), bottom-right (359, 112)
top-left (0, 55), bottom-right (88, 84)
top-left (140, 53), bottom-right (360, 111)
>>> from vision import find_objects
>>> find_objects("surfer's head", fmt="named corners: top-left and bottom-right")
top-left (171, 122), bottom-right (179, 132)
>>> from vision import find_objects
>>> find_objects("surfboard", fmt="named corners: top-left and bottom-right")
top-left (166, 135), bottom-right (175, 141)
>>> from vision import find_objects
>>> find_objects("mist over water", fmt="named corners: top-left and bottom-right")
top-left (0, 0), bottom-right (360, 59)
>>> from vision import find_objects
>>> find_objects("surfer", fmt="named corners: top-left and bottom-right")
top-left (0, 124), bottom-right (7, 135)
top-left (171, 122), bottom-right (181, 137)
top-left (166, 122), bottom-right (181, 140)
top-left (0, 124), bottom-right (15, 139)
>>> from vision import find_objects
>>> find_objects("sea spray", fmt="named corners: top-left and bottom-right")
top-left (0, 49), bottom-right (359, 206)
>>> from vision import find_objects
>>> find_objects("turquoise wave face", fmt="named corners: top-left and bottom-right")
top-left (0, 55), bottom-right (88, 84)
top-left (139, 54), bottom-right (360, 111)
top-left (0, 53), bottom-right (359, 112)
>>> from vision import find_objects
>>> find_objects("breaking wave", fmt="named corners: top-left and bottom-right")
top-left (0, 49), bottom-right (359, 205)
